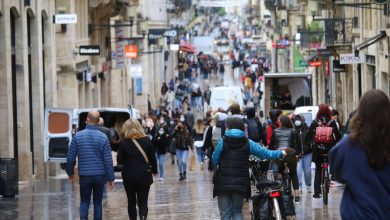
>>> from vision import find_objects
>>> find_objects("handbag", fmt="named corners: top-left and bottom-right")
top-left (131, 139), bottom-right (152, 172)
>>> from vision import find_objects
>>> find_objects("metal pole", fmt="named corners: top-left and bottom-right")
top-left (132, 78), bottom-right (135, 106)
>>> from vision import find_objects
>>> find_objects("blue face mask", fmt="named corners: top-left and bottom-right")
top-left (295, 120), bottom-right (302, 127)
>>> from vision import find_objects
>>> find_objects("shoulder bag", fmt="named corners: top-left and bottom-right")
top-left (131, 139), bottom-right (152, 173)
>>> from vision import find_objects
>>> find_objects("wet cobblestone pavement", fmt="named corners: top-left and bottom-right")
top-left (0, 157), bottom-right (343, 220)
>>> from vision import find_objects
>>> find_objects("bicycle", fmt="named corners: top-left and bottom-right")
top-left (320, 153), bottom-right (330, 205)
top-left (249, 158), bottom-right (284, 220)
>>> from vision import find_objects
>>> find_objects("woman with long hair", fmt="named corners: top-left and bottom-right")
top-left (172, 121), bottom-right (193, 181)
top-left (306, 104), bottom-right (342, 198)
top-left (193, 119), bottom-right (206, 170)
top-left (269, 115), bottom-right (301, 204)
top-left (117, 119), bottom-right (158, 220)
top-left (330, 90), bottom-right (390, 219)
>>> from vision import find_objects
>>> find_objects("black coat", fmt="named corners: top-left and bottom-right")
top-left (117, 137), bottom-right (158, 185)
top-left (295, 125), bottom-right (311, 155)
top-left (153, 134), bottom-right (170, 155)
top-left (306, 117), bottom-right (342, 163)
top-left (213, 136), bottom-right (250, 198)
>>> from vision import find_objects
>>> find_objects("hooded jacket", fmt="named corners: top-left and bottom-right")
top-left (212, 129), bottom-right (283, 197)
top-left (294, 114), bottom-right (311, 155)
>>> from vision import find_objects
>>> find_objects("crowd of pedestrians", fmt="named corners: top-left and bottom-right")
top-left (65, 89), bottom-right (390, 220)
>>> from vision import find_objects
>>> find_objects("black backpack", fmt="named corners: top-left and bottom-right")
top-left (247, 118), bottom-right (260, 142)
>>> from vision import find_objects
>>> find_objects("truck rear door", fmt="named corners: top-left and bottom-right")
top-left (44, 108), bottom-right (73, 162)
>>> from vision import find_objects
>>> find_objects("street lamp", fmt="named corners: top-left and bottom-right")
top-left (140, 20), bottom-right (149, 36)
top-left (126, 5), bottom-right (137, 106)
top-left (126, 5), bottom-right (137, 27)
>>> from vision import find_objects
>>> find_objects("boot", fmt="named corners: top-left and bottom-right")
top-left (183, 171), bottom-right (187, 179)
top-left (179, 173), bottom-right (184, 181)
top-left (140, 216), bottom-right (147, 220)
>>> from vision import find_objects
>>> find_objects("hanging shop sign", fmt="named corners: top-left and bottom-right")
top-left (128, 65), bottom-right (142, 78)
top-left (115, 26), bottom-right (126, 69)
top-left (309, 60), bottom-right (322, 67)
top-left (340, 53), bottom-right (366, 64)
top-left (148, 29), bottom-right (177, 45)
top-left (53, 14), bottom-right (77, 24)
top-left (125, 45), bottom-right (138, 59)
top-left (272, 39), bottom-right (290, 49)
top-left (79, 45), bottom-right (100, 55)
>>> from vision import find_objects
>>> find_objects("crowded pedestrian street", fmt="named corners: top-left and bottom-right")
top-left (1, 1), bottom-right (390, 220)
top-left (0, 159), bottom-right (344, 220)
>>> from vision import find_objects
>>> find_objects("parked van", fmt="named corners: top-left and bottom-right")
top-left (44, 107), bottom-right (141, 163)
top-left (294, 106), bottom-right (319, 126)
top-left (209, 86), bottom-right (244, 111)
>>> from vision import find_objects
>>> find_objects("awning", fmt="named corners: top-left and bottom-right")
top-left (180, 42), bottom-right (195, 53)
top-left (354, 31), bottom-right (387, 51)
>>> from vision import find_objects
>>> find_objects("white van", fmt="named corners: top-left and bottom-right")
top-left (209, 86), bottom-right (244, 111)
top-left (294, 106), bottom-right (319, 127)
top-left (44, 107), bottom-right (141, 163)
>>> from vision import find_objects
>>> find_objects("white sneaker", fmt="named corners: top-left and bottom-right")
top-left (307, 187), bottom-right (312, 193)
top-left (158, 177), bottom-right (164, 181)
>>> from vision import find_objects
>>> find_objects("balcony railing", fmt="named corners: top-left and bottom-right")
top-left (324, 18), bottom-right (353, 46)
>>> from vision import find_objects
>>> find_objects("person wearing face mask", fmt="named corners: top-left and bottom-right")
top-left (294, 114), bottom-right (312, 193)
top-left (172, 121), bottom-right (193, 181)
top-left (152, 125), bottom-right (170, 181)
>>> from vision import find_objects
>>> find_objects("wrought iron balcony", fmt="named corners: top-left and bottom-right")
top-left (323, 18), bottom-right (353, 46)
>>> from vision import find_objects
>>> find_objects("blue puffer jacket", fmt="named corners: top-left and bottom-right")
top-left (66, 125), bottom-right (115, 181)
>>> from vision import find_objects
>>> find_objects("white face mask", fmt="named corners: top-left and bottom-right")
top-left (158, 130), bottom-right (164, 135)
top-left (159, 119), bottom-right (164, 124)
top-left (295, 120), bottom-right (302, 127)
top-left (180, 117), bottom-right (185, 122)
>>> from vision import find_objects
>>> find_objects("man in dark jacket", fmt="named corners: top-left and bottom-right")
top-left (66, 111), bottom-right (115, 220)
top-left (245, 107), bottom-right (266, 145)
top-left (212, 117), bottom-right (290, 220)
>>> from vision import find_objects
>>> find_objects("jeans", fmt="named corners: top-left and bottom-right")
top-left (176, 149), bottom-right (188, 174)
top-left (123, 179), bottom-right (151, 220)
top-left (195, 147), bottom-right (204, 163)
top-left (157, 154), bottom-right (166, 178)
top-left (217, 194), bottom-right (244, 220)
top-left (79, 175), bottom-right (106, 220)
top-left (297, 153), bottom-right (312, 190)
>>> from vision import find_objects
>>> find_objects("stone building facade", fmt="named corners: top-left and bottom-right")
top-left (0, 0), bottom-right (57, 180)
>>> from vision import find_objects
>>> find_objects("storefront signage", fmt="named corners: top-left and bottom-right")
top-left (340, 53), bottom-right (366, 64)
top-left (148, 29), bottom-right (177, 45)
top-left (299, 60), bottom-right (309, 67)
top-left (115, 26), bottom-right (126, 69)
top-left (128, 65), bottom-right (142, 78)
top-left (125, 45), bottom-right (138, 59)
top-left (272, 39), bottom-right (290, 49)
top-left (79, 45), bottom-right (100, 55)
top-left (53, 14), bottom-right (77, 24)
top-left (309, 61), bottom-right (322, 67)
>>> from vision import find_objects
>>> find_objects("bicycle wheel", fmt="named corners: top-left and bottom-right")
top-left (322, 169), bottom-right (329, 205)
top-left (272, 197), bottom-right (282, 220)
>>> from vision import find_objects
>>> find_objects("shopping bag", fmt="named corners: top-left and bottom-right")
top-left (190, 153), bottom-right (196, 171)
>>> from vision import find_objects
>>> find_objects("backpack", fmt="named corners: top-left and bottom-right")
top-left (247, 118), bottom-right (260, 141)
top-left (314, 120), bottom-right (334, 144)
